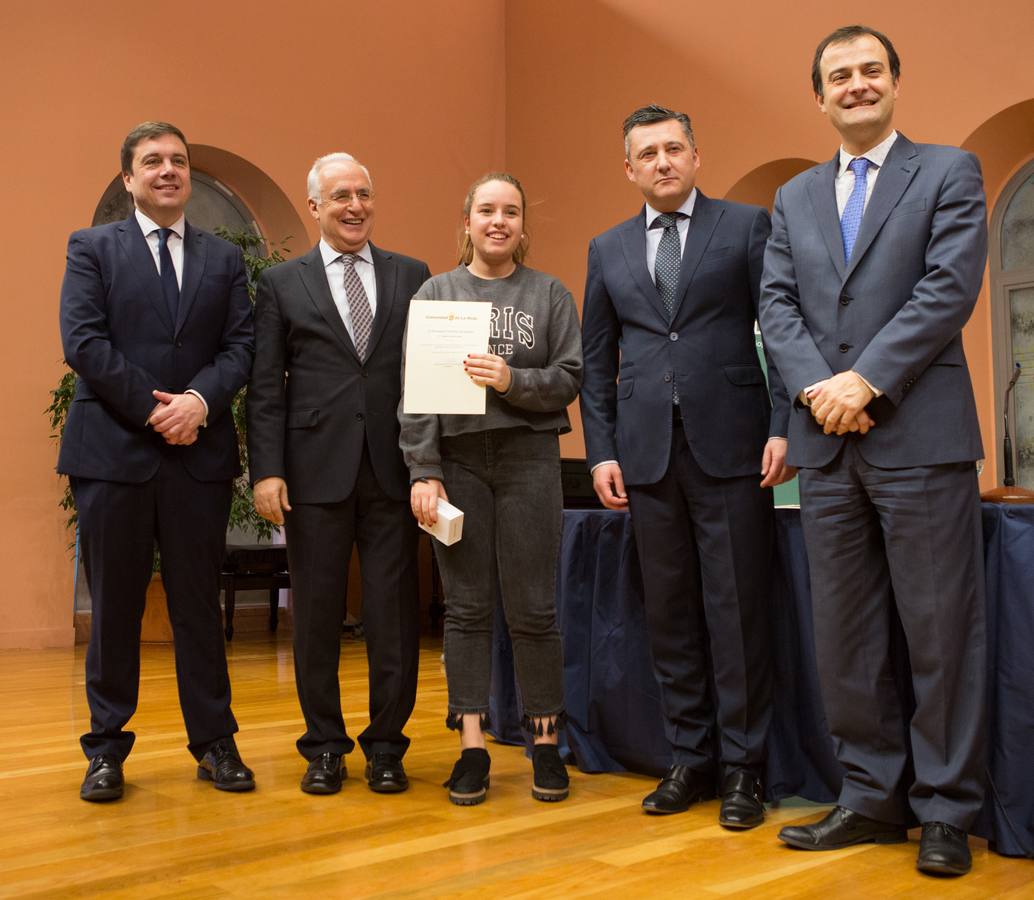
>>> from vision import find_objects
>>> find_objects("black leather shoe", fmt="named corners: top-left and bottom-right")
top-left (719, 768), bottom-right (765, 830)
top-left (80, 755), bottom-right (124, 802)
top-left (642, 765), bottom-right (715, 815)
top-left (365, 753), bottom-right (408, 793)
top-left (779, 806), bottom-right (907, 849)
top-left (197, 741), bottom-right (255, 792)
top-left (917, 822), bottom-right (972, 876)
top-left (301, 752), bottom-right (345, 794)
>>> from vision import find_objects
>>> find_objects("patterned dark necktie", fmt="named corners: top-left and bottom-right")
top-left (652, 212), bottom-right (683, 403)
top-left (840, 157), bottom-right (871, 262)
top-left (157, 227), bottom-right (180, 324)
top-left (341, 253), bottom-right (373, 359)
top-left (652, 212), bottom-right (682, 319)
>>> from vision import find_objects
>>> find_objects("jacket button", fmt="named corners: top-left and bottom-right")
top-left (669, 332), bottom-right (679, 342)
top-left (361, 369), bottom-right (368, 378)
top-left (839, 295), bottom-right (851, 306)
top-left (176, 340), bottom-right (183, 348)
top-left (838, 342), bottom-right (850, 353)
top-left (355, 412), bottom-right (364, 421)
top-left (663, 374), bottom-right (672, 383)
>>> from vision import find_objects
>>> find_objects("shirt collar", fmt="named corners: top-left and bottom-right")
top-left (320, 238), bottom-right (373, 269)
top-left (135, 208), bottom-right (185, 239)
top-left (645, 188), bottom-right (697, 229)
top-left (838, 130), bottom-right (898, 176)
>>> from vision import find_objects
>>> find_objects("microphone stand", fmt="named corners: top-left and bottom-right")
top-left (982, 363), bottom-right (1034, 503)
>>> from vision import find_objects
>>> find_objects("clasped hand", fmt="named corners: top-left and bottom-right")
top-left (807, 371), bottom-right (876, 435)
top-left (148, 390), bottom-right (205, 445)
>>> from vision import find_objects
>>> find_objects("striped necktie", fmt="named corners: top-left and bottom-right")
top-left (341, 253), bottom-right (373, 358)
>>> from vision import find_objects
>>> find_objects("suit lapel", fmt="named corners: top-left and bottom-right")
top-left (116, 215), bottom-right (175, 333)
top-left (619, 211), bottom-right (669, 325)
top-left (844, 135), bottom-right (920, 279)
top-left (367, 244), bottom-right (395, 359)
top-left (176, 222), bottom-right (205, 335)
top-left (670, 192), bottom-right (721, 322)
top-left (298, 244), bottom-right (359, 358)
top-left (807, 153), bottom-right (846, 280)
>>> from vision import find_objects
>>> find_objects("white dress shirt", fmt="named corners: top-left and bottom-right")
top-left (134, 208), bottom-right (208, 420)
top-left (319, 239), bottom-right (377, 344)
top-left (135, 208), bottom-right (185, 288)
top-left (644, 189), bottom-right (697, 282)
top-left (835, 130), bottom-right (898, 218)
top-left (592, 190), bottom-right (700, 473)
top-left (802, 131), bottom-right (899, 405)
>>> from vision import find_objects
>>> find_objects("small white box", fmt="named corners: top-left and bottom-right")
top-left (419, 498), bottom-right (464, 545)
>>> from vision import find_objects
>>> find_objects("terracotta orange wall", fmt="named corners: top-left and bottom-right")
top-left (7, 2), bottom-right (1034, 648)
top-left (505, 0), bottom-right (1034, 464)
top-left (2, 2), bottom-right (506, 649)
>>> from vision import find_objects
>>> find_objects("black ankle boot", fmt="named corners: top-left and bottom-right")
top-left (443, 748), bottom-right (491, 806)
top-left (531, 744), bottom-right (569, 802)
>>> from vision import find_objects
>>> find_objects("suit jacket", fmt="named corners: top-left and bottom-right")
top-left (580, 192), bottom-right (790, 486)
top-left (758, 134), bottom-right (987, 469)
top-left (58, 215), bottom-right (254, 483)
top-left (246, 242), bottom-right (431, 504)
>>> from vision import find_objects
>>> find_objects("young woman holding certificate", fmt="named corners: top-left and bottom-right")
top-left (399, 173), bottom-right (582, 806)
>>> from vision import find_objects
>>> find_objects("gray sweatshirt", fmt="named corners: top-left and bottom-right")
top-left (399, 264), bottom-right (583, 482)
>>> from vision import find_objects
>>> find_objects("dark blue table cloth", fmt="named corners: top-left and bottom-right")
top-left (488, 504), bottom-right (1034, 858)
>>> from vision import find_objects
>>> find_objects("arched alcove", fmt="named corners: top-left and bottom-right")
top-left (724, 158), bottom-right (819, 210)
top-left (962, 100), bottom-right (1034, 486)
top-left (91, 144), bottom-right (308, 253)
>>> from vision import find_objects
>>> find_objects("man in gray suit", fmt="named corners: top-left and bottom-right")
top-left (759, 26), bottom-right (987, 876)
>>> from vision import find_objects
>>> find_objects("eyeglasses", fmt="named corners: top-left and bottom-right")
top-left (321, 189), bottom-right (373, 205)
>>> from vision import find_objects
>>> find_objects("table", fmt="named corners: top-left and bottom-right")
top-left (489, 505), bottom-right (1034, 858)
top-left (221, 544), bottom-right (290, 640)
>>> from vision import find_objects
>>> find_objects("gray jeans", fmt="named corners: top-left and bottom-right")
top-left (435, 426), bottom-right (564, 723)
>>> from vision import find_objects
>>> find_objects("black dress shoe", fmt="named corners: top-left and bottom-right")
top-left (642, 765), bottom-right (715, 815)
top-left (365, 753), bottom-right (408, 794)
top-left (778, 806), bottom-right (906, 849)
top-left (917, 822), bottom-right (972, 876)
top-left (719, 768), bottom-right (765, 830)
top-left (80, 755), bottom-right (124, 802)
top-left (197, 741), bottom-right (256, 792)
top-left (301, 752), bottom-right (345, 794)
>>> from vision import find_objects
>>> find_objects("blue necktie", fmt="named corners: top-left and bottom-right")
top-left (840, 157), bottom-right (871, 263)
top-left (157, 228), bottom-right (180, 325)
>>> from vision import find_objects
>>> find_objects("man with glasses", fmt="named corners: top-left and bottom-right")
top-left (247, 153), bottom-right (430, 796)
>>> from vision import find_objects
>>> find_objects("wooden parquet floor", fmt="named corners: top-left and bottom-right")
top-left (0, 634), bottom-right (1030, 898)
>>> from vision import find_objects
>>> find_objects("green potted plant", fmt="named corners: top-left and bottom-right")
top-left (49, 229), bottom-right (290, 627)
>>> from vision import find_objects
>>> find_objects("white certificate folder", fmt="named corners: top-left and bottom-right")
top-left (403, 300), bottom-right (491, 414)
top-left (419, 499), bottom-right (464, 545)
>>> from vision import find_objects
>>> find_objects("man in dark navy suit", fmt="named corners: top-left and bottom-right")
top-left (59, 121), bottom-right (255, 801)
top-left (580, 105), bottom-right (793, 829)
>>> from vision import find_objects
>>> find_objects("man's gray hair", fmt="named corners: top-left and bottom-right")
top-left (306, 152), bottom-right (373, 202)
